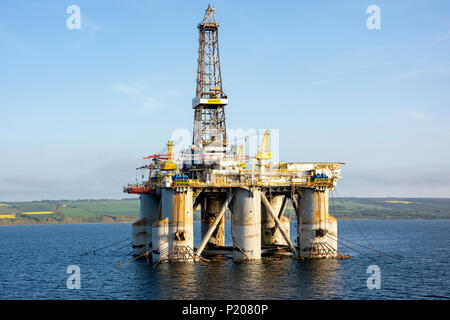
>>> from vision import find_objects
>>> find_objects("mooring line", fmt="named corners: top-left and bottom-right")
top-left (331, 190), bottom-right (408, 260)
top-left (116, 247), bottom-right (156, 268)
top-left (228, 222), bottom-right (250, 260)
top-left (81, 237), bottom-right (131, 256)
top-left (227, 232), bottom-right (249, 260)
top-left (327, 233), bottom-right (402, 260)
top-left (112, 242), bottom-right (133, 253)
top-left (332, 189), bottom-right (367, 240)
top-left (325, 234), bottom-right (376, 261)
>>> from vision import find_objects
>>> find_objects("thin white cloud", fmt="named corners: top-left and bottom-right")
top-left (390, 66), bottom-right (450, 81)
top-left (113, 84), bottom-right (141, 95)
top-left (139, 96), bottom-right (162, 113)
top-left (113, 84), bottom-right (163, 112)
top-left (406, 109), bottom-right (427, 121)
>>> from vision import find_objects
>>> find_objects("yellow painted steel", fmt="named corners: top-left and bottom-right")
top-left (236, 143), bottom-right (247, 168)
top-left (256, 129), bottom-right (272, 160)
top-left (161, 141), bottom-right (176, 171)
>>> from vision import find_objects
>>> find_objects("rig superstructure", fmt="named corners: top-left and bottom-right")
top-left (124, 5), bottom-right (345, 263)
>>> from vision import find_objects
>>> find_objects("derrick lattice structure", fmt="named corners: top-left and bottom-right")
top-left (193, 5), bottom-right (228, 148)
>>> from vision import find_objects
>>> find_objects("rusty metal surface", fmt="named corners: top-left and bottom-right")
top-left (196, 192), bottom-right (233, 257)
top-left (298, 189), bottom-right (340, 258)
top-left (201, 196), bottom-right (226, 246)
top-left (132, 219), bottom-right (147, 256)
top-left (261, 192), bottom-right (298, 258)
top-left (170, 189), bottom-right (194, 261)
top-left (152, 218), bottom-right (169, 262)
top-left (261, 195), bottom-right (283, 245)
top-left (231, 188), bottom-right (261, 260)
top-left (273, 216), bottom-right (290, 246)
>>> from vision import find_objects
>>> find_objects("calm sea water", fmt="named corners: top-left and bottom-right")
top-left (0, 220), bottom-right (449, 300)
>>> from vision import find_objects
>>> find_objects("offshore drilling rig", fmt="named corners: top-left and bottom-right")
top-left (124, 5), bottom-right (345, 263)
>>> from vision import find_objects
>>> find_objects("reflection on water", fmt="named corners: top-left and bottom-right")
top-left (127, 258), bottom-right (344, 299)
top-left (295, 260), bottom-right (343, 299)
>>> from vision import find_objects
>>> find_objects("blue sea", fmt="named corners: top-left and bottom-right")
top-left (0, 220), bottom-right (449, 299)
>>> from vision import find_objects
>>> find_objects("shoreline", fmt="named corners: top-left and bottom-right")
top-left (1, 217), bottom-right (449, 226)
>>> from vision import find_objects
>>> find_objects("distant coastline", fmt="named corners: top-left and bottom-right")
top-left (0, 199), bottom-right (138, 226)
top-left (1, 197), bottom-right (450, 225)
top-left (0, 215), bottom-right (136, 226)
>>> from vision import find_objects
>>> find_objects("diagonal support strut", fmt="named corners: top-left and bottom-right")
top-left (272, 195), bottom-right (289, 236)
top-left (261, 192), bottom-right (299, 259)
top-left (195, 192), bottom-right (233, 257)
top-left (277, 195), bottom-right (289, 220)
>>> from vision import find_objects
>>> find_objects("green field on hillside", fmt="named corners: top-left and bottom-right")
top-left (1, 197), bottom-right (450, 224)
top-left (282, 197), bottom-right (450, 220)
top-left (329, 197), bottom-right (450, 219)
top-left (4, 199), bottom-right (140, 218)
top-left (58, 200), bottom-right (140, 217)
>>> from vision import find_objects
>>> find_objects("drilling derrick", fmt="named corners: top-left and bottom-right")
top-left (124, 5), bottom-right (348, 264)
top-left (193, 5), bottom-right (228, 149)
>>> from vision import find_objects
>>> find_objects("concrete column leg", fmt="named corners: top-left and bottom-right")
top-left (231, 188), bottom-right (262, 260)
top-left (161, 188), bottom-right (194, 261)
top-left (152, 218), bottom-right (169, 262)
top-left (298, 189), bottom-right (319, 257)
top-left (298, 189), bottom-right (338, 258)
top-left (131, 219), bottom-right (147, 256)
top-left (140, 194), bottom-right (160, 254)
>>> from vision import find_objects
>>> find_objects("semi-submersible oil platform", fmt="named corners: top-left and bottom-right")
top-left (124, 5), bottom-right (345, 263)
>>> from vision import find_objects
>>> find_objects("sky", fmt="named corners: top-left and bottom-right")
top-left (0, 0), bottom-right (449, 201)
